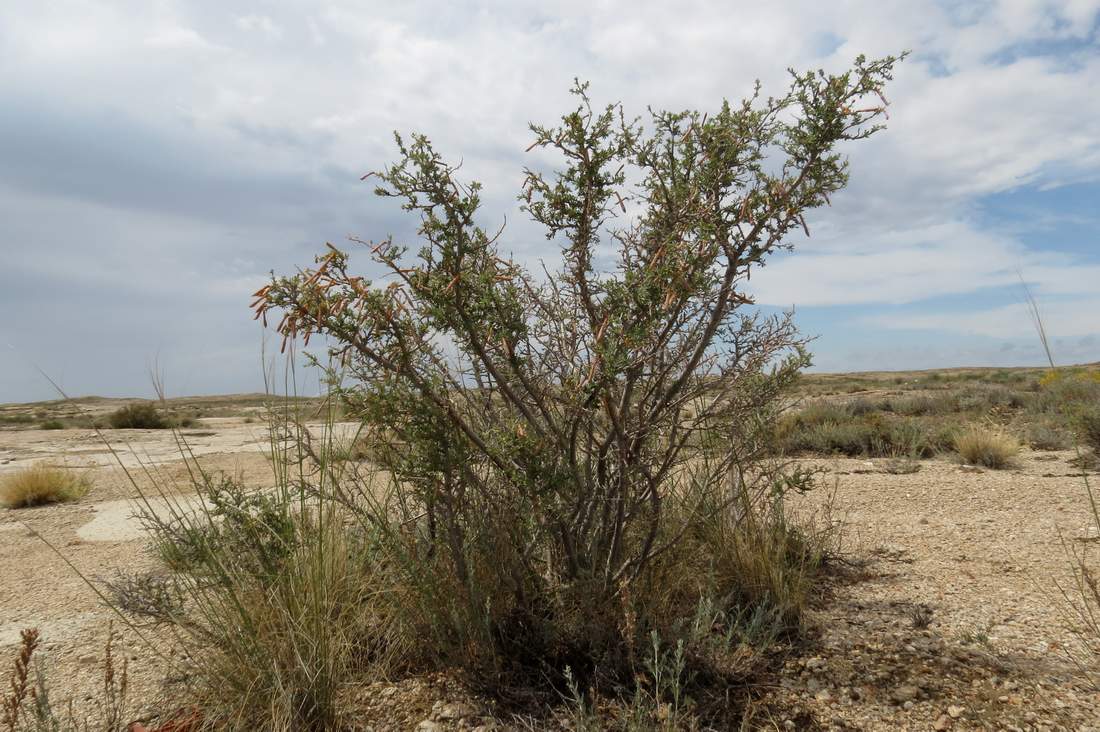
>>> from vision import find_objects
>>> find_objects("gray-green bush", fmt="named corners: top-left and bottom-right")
top-left (107, 403), bottom-right (167, 429)
top-left (776, 402), bottom-right (958, 458)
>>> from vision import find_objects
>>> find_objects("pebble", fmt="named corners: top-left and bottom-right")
top-left (947, 704), bottom-right (964, 718)
top-left (890, 684), bottom-right (920, 704)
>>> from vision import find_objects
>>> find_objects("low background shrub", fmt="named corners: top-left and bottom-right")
top-left (108, 403), bottom-right (167, 429)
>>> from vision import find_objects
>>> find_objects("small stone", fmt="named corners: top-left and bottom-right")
top-left (805, 656), bottom-right (826, 671)
top-left (891, 685), bottom-right (920, 704)
top-left (903, 700), bottom-right (915, 710)
top-left (783, 721), bottom-right (796, 731)
top-left (933, 714), bottom-right (952, 731)
top-left (815, 690), bottom-right (833, 703)
top-left (947, 705), bottom-right (964, 718)
top-left (416, 722), bottom-right (442, 732)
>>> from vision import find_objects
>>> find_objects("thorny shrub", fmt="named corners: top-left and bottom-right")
top-left (254, 59), bottom-right (902, 698)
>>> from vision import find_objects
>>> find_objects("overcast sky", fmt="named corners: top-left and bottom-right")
top-left (2, 1), bottom-right (1098, 403)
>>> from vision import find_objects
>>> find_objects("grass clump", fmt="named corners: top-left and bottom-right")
top-left (108, 402), bottom-right (168, 429)
top-left (954, 425), bottom-right (1020, 469)
top-left (38, 419), bottom-right (65, 430)
top-left (0, 464), bottom-right (90, 508)
top-left (133, 444), bottom-right (406, 730)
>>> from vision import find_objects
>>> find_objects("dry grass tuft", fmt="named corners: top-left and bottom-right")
top-left (954, 425), bottom-right (1020, 469)
top-left (0, 464), bottom-right (90, 509)
top-left (1, 628), bottom-right (39, 731)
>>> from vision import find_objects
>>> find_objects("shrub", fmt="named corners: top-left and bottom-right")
top-left (253, 55), bottom-right (900, 704)
top-left (108, 402), bottom-right (167, 429)
top-left (147, 474), bottom-right (299, 576)
top-left (1030, 373), bottom-right (1100, 417)
top-left (38, 419), bottom-right (65, 430)
top-left (887, 393), bottom-right (956, 416)
top-left (781, 418), bottom-right (877, 456)
top-left (1077, 408), bottom-right (1100, 454)
top-left (956, 383), bottom-right (1028, 412)
top-left (0, 464), bottom-right (90, 508)
top-left (847, 396), bottom-right (888, 416)
top-left (776, 404), bottom-right (956, 458)
top-left (954, 425), bottom-right (1019, 469)
top-left (1026, 422), bottom-right (1072, 451)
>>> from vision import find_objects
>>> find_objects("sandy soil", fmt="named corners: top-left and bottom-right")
top-left (2, 419), bottom-right (1099, 729)
top-left (771, 454), bottom-right (1100, 730)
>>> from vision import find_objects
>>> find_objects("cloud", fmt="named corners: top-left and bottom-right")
top-left (144, 25), bottom-right (218, 50)
top-left (864, 297), bottom-right (1100, 340)
top-left (1, 0), bottom-right (1099, 401)
top-left (235, 15), bottom-right (283, 40)
top-left (749, 219), bottom-right (1100, 307)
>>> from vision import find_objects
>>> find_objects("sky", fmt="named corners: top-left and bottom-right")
top-left (1, 0), bottom-right (1098, 403)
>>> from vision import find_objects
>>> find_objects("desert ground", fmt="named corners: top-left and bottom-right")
top-left (2, 374), bottom-right (1099, 730)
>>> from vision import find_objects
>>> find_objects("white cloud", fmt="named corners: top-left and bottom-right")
top-left (236, 14), bottom-right (283, 40)
top-left (1, 0), bottom-right (1099, 399)
top-left (749, 219), bottom-right (1100, 307)
top-left (144, 25), bottom-right (217, 50)
top-left (864, 297), bottom-right (1100, 340)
